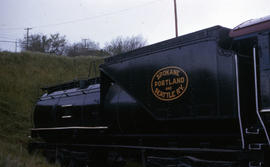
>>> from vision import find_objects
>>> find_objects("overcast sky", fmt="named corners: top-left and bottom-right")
top-left (1, 0), bottom-right (270, 52)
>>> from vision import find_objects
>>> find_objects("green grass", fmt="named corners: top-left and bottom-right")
top-left (0, 140), bottom-right (61, 167)
top-left (0, 51), bottom-right (104, 167)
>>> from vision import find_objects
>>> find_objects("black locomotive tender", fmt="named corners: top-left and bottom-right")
top-left (30, 16), bottom-right (270, 166)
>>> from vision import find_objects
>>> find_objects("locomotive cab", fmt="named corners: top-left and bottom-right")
top-left (230, 15), bottom-right (270, 148)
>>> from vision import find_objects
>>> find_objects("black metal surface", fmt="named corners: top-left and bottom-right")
top-left (258, 32), bottom-right (270, 110)
top-left (146, 156), bottom-right (237, 167)
top-left (100, 26), bottom-right (239, 137)
top-left (34, 82), bottom-right (101, 130)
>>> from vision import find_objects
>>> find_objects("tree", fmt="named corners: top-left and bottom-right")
top-left (48, 33), bottom-right (67, 55)
top-left (20, 34), bottom-right (48, 52)
top-left (104, 35), bottom-right (147, 56)
top-left (20, 33), bottom-right (67, 55)
top-left (65, 39), bottom-right (102, 57)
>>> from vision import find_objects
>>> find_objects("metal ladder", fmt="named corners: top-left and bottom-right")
top-left (246, 47), bottom-right (270, 167)
top-left (235, 50), bottom-right (270, 167)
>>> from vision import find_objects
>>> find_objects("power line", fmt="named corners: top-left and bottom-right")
top-left (34, 0), bottom-right (164, 29)
top-left (0, 40), bottom-right (27, 52)
top-left (0, 27), bottom-right (24, 31)
top-left (0, 40), bottom-right (27, 44)
top-left (0, 0), bottom-right (164, 31)
top-left (0, 40), bottom-right (17, 43)
top-left (0, 36), bottom-right (16, 40)
top-left (0, 33), bottom-right (15, 36)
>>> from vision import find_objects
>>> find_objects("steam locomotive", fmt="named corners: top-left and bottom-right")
top-left (29, 15), bottom-right (270, 167)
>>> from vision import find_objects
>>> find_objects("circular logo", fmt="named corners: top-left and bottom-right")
top-left (151, 66), bottom-right (188, 101)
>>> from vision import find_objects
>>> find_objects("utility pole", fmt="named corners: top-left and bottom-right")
top-left (24, 27), bottom-right (32, 50)
top-left (82, 39), bottom-right (88, 48)
top-left (173, 0), bottom-right (178, 37)
top-left (15, 40), bottom-right (17, 52)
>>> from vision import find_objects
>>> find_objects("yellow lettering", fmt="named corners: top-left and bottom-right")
top-left (152, 67), bottom-right (188, 101)
top-left (165, 79), bottom-right (169, 85)
top-left (156, 72), bottom-right (162, 80)
top-left (175, 70), bottom-right (180, 76)
top-left (170, 91), bottom-right (176, 98)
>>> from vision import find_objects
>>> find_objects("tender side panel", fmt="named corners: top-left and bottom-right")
top-left (101, 40), bottom-right (236, 120)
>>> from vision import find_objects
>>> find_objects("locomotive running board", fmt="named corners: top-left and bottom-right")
top-left (76, 144), bottom-right (241, 153)
top-left (29, 141), bottom-right (241, 153)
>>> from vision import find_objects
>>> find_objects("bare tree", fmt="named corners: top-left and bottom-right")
top-left (65, 39), bottom-right (103, 57)
top-left (20, 34), bottom-right (49, 52)
top-left (104, 35), bottom-right (147, 56)
top-left (48, 33), bottom-right (67, 55)
top-left (20, 33), bottom-right (67, 55)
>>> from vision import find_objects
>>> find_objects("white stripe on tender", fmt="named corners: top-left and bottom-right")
top-left (31, 126), bottom-right (108, 131)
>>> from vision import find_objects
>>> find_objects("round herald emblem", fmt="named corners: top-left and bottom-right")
top-left (151, 66), bottom-right (188, 101)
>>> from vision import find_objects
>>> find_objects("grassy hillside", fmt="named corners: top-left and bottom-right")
top-left (0, 51), bottom-right (104, 167)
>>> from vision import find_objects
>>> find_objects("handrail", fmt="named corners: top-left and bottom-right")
top-left (39, 88), bottom-right (100, 101)
top-left (253, 46), bottom-right (270, 145)
top-left (234, 54), bottom-right (245, 149)
top-left (41, 77), bottom-right (100, 93)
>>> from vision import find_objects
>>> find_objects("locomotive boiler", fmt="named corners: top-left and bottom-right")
top-left (30, 15), bottom-right (270, 167)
